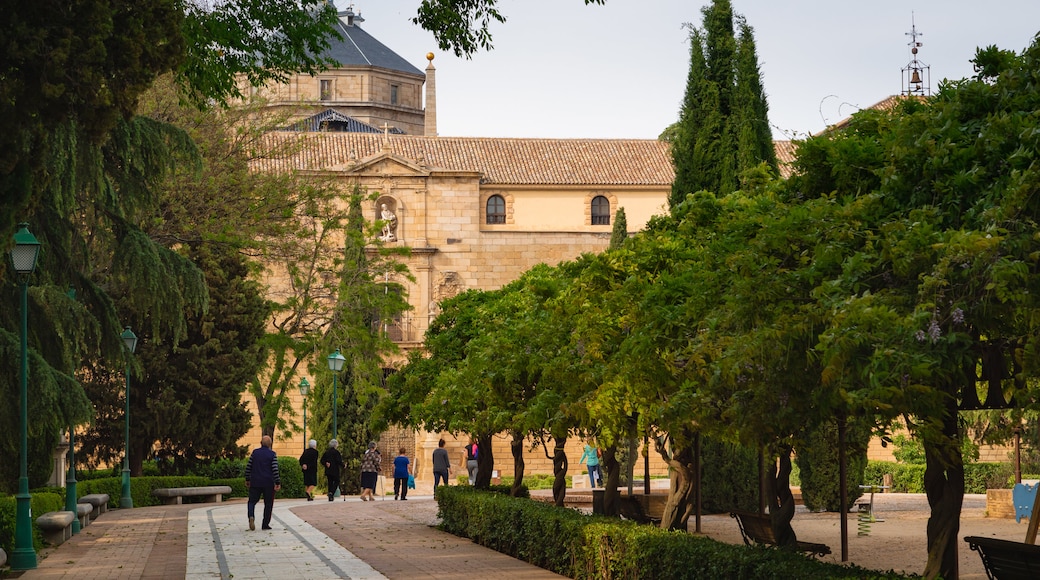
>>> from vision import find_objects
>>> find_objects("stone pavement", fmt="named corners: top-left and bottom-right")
top-left (13, 495), bottom-right (565, 580)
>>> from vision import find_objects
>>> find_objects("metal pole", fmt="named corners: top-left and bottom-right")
top-left (120, 358), bottom-right (133, 508)
top-left (303, 398), bottom-right (307, 450)
top-left (12, 276), bottom-right (37, 569)
top-left (332, 374), bottom-right (338, 439)
top-left (66, 426), bottom-right (80, 534)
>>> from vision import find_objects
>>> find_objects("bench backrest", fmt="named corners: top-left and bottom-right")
top-left (965, 536), bottom-right (1040, 580)
top-left (732, 511), bottom-right (778, 545)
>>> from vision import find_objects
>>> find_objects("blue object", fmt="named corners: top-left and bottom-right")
top-left (1013, 482), bottom-right (1037, 523)
top-left (407, 474), bottom-right (416, 489)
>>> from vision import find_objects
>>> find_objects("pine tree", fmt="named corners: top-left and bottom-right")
top-left (669, 0), bottom-right (776, 210)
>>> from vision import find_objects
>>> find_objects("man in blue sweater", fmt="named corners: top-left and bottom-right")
top-left (245, 435), bottom-right (281, 530)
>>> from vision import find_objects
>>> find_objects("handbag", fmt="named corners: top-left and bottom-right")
top-left (407, 474), bottom-right (416, 489)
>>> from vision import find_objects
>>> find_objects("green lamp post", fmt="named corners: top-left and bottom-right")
top-left (65, 289), bottom-right (80, 534)
top-left (299, 377), bottom-right (311, 449)
top-left (10, 223), bottom-right (40, 570)
top-left (327, 350), bottom-right (345, 439)
top-left (119, 326), bottom-right (138, 509)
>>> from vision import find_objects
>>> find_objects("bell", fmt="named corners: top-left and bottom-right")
top-left (910, 69), bottom-right (922, 85)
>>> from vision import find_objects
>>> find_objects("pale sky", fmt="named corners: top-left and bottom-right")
top-left (344, 1), bottom-right (1040, 140)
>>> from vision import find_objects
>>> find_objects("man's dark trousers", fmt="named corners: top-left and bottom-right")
top-left (248, 485), bottom-right (276, 527)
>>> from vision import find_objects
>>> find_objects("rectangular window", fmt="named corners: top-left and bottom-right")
top-left (320, 79), bottom-right (332, 101)
top-left (390, 84), bottom-right (399, 105)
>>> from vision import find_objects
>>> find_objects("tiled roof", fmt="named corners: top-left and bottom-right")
top-left (255, 133), bottom-right (676, 186)
top-left (254, 132), bottom-right (798, 186)
top-left (323, 11), bottom-right (423, 76)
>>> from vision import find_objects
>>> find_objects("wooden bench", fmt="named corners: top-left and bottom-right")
top-left (965, 536), bottom-right (1040, 580)
top-left (152, 485), bottom-right (232, 505)
top-left (36, 511), bottom-right (76, 546)
top-left (79, 493), bottom-right (110, 519)
top-left (730, 510), bottom-right (831, 558)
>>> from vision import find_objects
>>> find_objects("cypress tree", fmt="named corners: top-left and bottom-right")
top-left (609, 207), bottom-right (629, 250)
top-left (669, 0), bottom-right (776, 210)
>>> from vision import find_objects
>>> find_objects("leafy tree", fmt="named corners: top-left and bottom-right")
top-left (413, 0), bottom-right (605, 58)
top-left (608, 207), bottom-right (628, 250)
top-left (668, 0), bottom-right (776, 208)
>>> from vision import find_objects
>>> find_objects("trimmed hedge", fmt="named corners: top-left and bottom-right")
top-left (0, 492), bottom-right (65, 555)
top-left (78, 476), bottom-right (210, 507)
top-left (865, 461), bottom-right (1015, 494)
top-left (436, 487), bottom-right (917, 579)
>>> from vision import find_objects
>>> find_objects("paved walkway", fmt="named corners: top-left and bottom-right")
top-left (13, 495), bottom-right (564, 580)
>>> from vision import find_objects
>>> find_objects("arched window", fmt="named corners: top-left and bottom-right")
top-left (591, 195), bottom-right (611, 225)
top-left (486, 195), bottom-right (506, 224)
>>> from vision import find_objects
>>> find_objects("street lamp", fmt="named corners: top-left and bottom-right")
top-left (299, 377), bottom-right (311, 450)
top-left (11, 223), bottom-right (40, 571)
top-left (119, 326), bottom-right (138, 509)
top-left (65, 288), bottom-right (80, 534)
top-left (327, 350), bottom-right (345, 439)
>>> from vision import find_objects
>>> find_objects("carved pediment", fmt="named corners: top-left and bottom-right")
top-left (335, 152), bottom-right (429, 177)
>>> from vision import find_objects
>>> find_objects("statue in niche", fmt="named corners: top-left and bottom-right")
top-left (378, 203), bottom-right (397, 242)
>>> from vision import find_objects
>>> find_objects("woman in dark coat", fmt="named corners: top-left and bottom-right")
top-left (299, 439), bottom-right (319, 501)
top-left (320, 439), bottom-right (344, 502)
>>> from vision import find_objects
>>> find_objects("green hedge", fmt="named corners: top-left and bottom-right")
top-left (0, 492), bottom-right (66, 555)
top-left (865, 461), bottom-right (1015, 494)
top-left (435, 487), bottom-right (917, 579)
top-left (78, 476), bottom-right (210, 507)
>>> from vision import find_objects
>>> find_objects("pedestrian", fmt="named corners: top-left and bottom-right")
top-left (321, 439), bottom-right (344, 502)
top-left (359, 441), bottom-right (381, 501)
top-left (432, 438), bottom-right (451, 491)
top-left (393, 447), bottom-right (411, 500)
top-left (245, 435), bottom-right (281, 531)
top-left (299, 439), bottom-right (319, 501)
top-left (579, 442), bottom-right (602, 489)
top-left (462, 437), bottom-right (479, 485)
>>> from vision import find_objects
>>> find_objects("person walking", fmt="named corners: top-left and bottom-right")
top-left (299, 439), bottom-right (319, 501)
top-left (321, 439), bottom-right (344, 502)
top-left (359, 441), bottom-right (381, 501)
top-left (463, 437), bottom-right (479, 485)
top-left (245, 435), bottom-right (281, 530)
top-left (579, 442), bottom-right (602, 489)
top-left (432, 438), bottom-right (451, 491)
top-left (393, 448), bottom-right (411, 500)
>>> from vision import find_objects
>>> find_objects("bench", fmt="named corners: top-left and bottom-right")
top-left (730, 510), bottom-right (831, 558)
top-left (152, 486), bottom-right (232, 505)
top-left (965, 536), bottom-right (1040, 580)
top-left (79, 493), bottom-right (110, 519)
top-left (36, 511), bottom-right (76, 546)
top-left (76, 502), bottom-right (93, 528)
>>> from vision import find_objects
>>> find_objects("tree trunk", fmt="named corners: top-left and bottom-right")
top-left (552, 435), bottom-right (568, 507)
top-left (601, 445), bottom-right (620, 516)
top-left (510, 431), bottom-right (525, 497)
top-left (475, 433), bottom-right (494, 489)
top-left (922, 396), bottom-right (965, 580)
top-left (765, 446), bottom-right (799, 548)
top-left (656, 436), bottom-right (695, 531)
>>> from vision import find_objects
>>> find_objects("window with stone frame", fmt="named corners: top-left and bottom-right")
top-left (320, 79), bottom-right (332, 101)
top-left (390, 84), bottom-right (399, 105)
top-left (486, 194), bottom-right (506, 224)
top-left (591, 195), bottom-right (611, 225)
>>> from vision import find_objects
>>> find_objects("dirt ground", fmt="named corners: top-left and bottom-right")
top-left (687, 493), bottom-right (1029, 579)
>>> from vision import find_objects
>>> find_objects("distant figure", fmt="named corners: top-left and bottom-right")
top-left (245, 435), bottom-right (281, 530)
top-left (379, 203), bottom-right (397, 242)
top-left (432, 438), bottom-right (451, 491)
top-left (321, 439), bottom-right (344, 502)
top-left (299, 439), bottom-right (319, 501)
top-left (393, 447), bottom-right (411, 500)
top-left (359, 441), bottom-right (381, 501)
top-left (579, 443), bottom-right (602, 489)
top-left (463, 437), bottom-right (479, 485)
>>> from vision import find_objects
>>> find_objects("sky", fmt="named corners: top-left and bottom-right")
top-left (341, 0), bottom-right (1040, 140)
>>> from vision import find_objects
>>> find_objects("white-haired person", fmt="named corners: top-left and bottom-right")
top-left (299, 439), bottom-right (319, 501)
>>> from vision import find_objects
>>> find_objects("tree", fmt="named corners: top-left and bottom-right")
top-left (668, 0), bottom-right (776, 209)
top-left (413, 0), bottom-right (605, 58)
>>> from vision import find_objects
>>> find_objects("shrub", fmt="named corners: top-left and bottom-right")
top-left (436, 487), bottom-right (917, 579)
top-left (0, 492), bottom-right (66, 555)
top-left (276, 456), bottom-right (304, 499)
top-left (700, 437), bottom-right (758, 513)
top-left (796, 418), bottom-right (870, 511)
